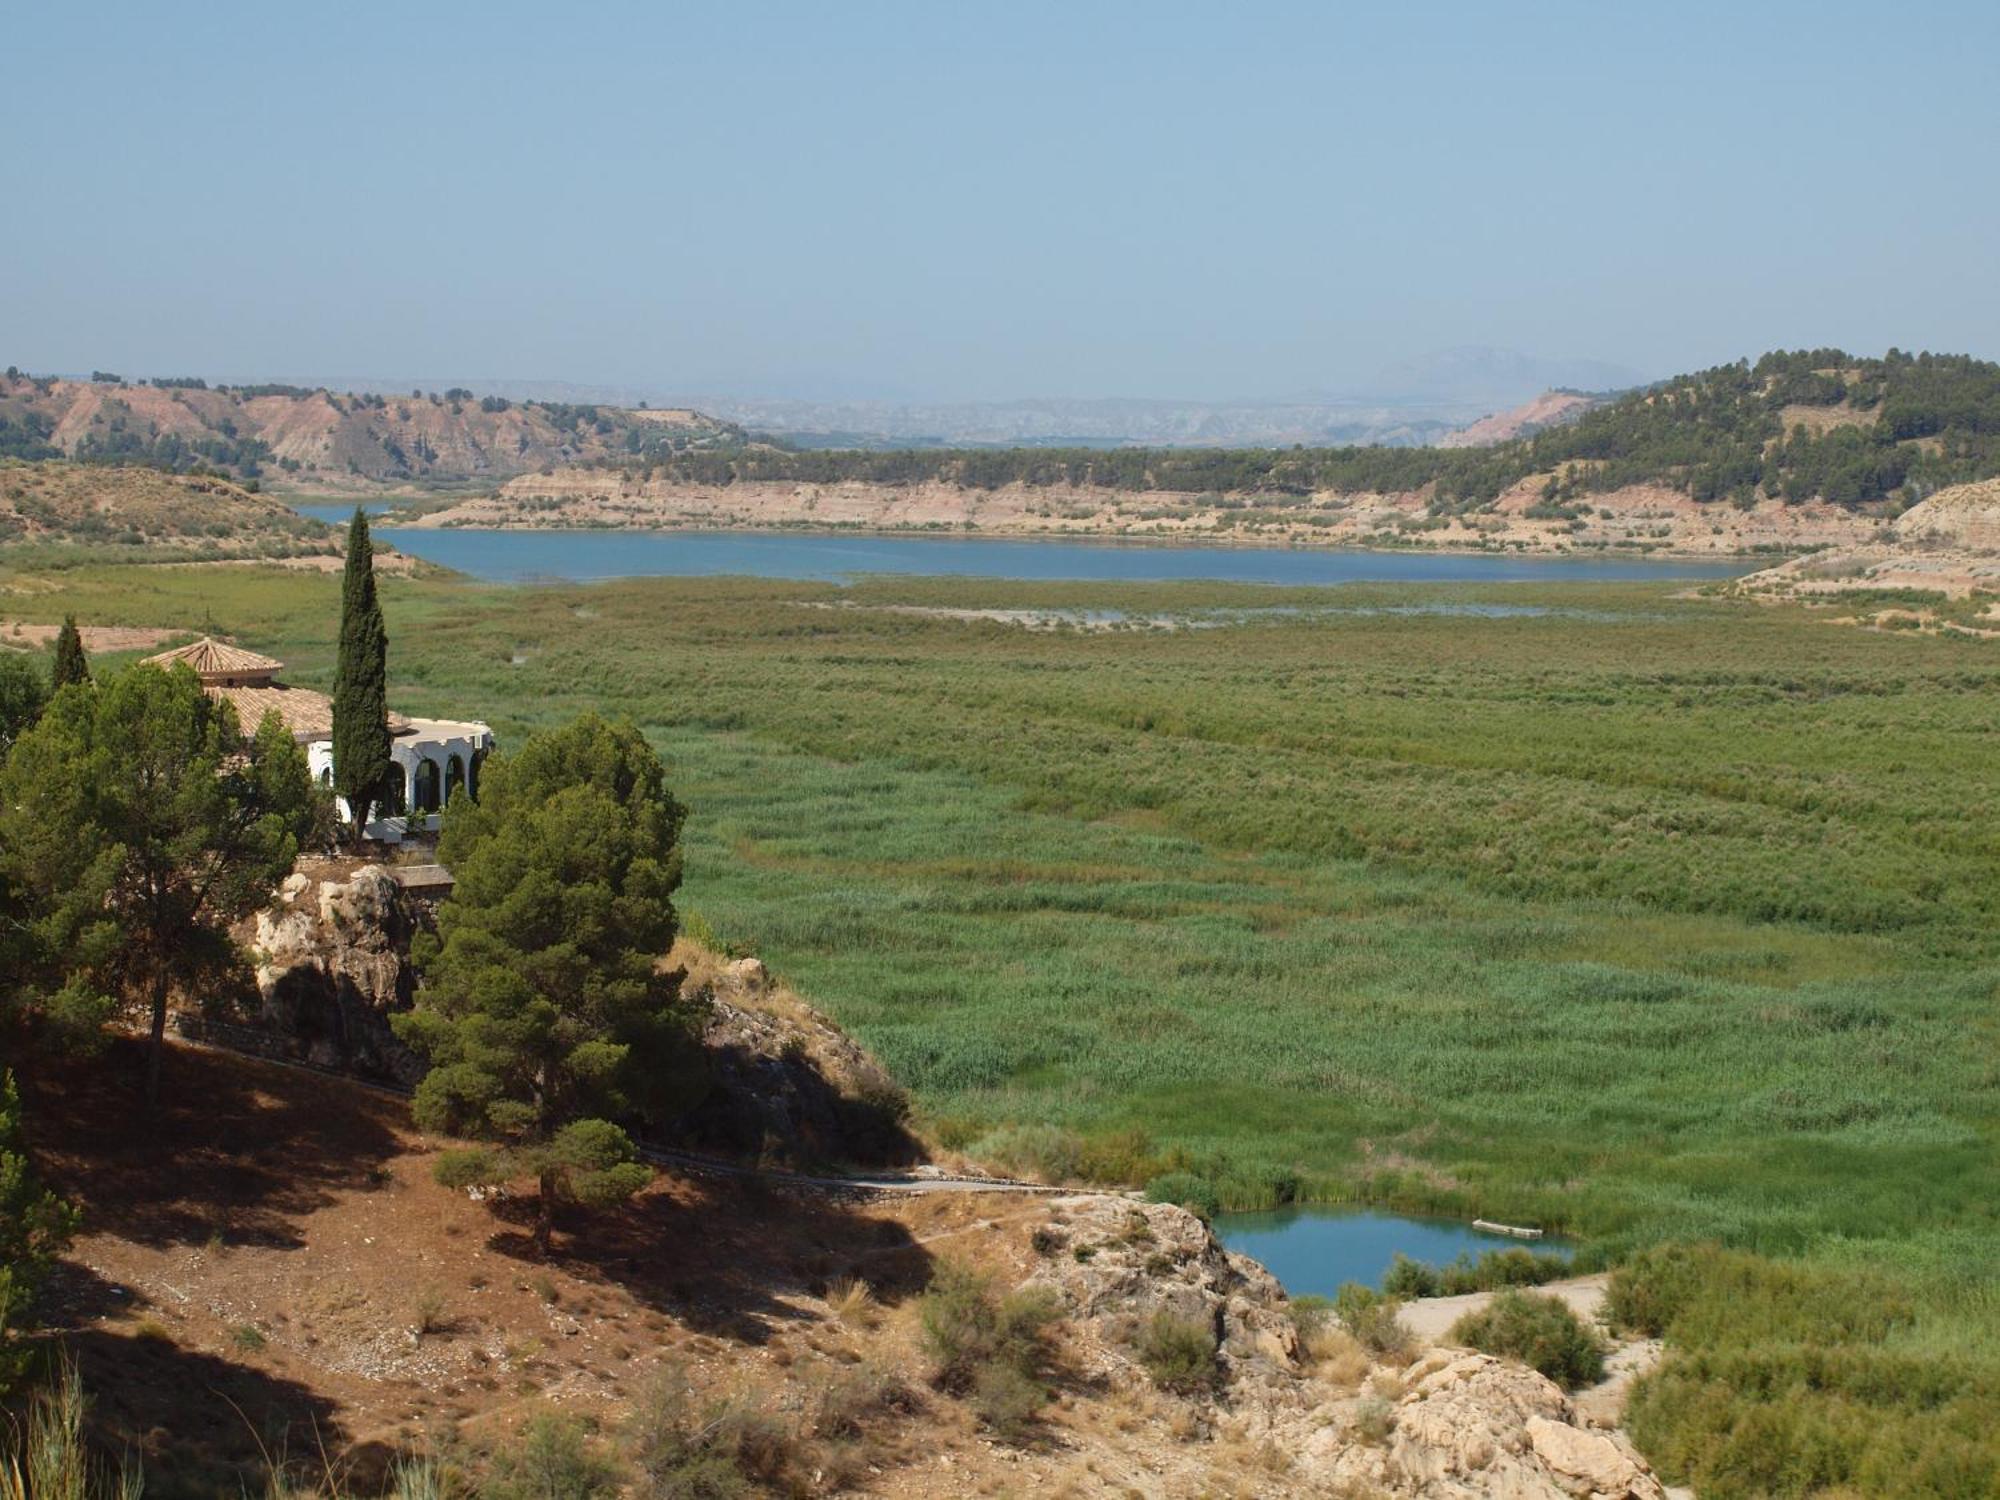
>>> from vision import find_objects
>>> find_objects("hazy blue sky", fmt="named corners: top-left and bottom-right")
top-left (5, 1), bottom-right (1996, 401)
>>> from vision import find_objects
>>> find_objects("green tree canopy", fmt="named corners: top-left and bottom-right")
top-left (49, 617), bottom-right (88, 692)
top-left (394, 713), bottom-right (700, 1251)
top-left (0, 652), bottom-right (47, 758)
top-left (332, 509), bottom-right (390, 840)
top-left (0, 665), bottom-right (323, 1102)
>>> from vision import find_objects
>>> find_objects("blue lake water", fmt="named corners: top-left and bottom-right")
top-left (1212, 1206), bottom-right (1569, 1297)
top-left (292, 508), bottom-right (1745, 586)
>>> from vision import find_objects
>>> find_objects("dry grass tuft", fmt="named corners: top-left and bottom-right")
top-left (825, 1275), bottom-right (878, 1328)
top-left (1307, 1326), bottom-right (1373, 1391)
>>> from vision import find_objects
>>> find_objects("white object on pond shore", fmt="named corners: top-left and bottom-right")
top-left (1472, 1219), bottom-right (1544, 1239)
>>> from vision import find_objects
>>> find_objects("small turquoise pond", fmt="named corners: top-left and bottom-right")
top-left (1212, 1206), bottom-right (1569, 1297)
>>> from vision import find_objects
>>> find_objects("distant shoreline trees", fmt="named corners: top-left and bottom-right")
top-left (617, 348), bottom-right (2000, 512)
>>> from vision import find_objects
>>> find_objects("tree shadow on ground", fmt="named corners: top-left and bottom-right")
top-left (477, 1173), bottom-right (935, 1347)
top-left (60, 1326), bottom-right (349, 1500)
top-left (669, 1035), bottom-right (926, 1170)
top-left (22, 1036), bottom-right (406, 1251)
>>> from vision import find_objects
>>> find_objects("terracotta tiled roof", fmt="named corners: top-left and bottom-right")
top-left (143, 636), bottom-right (285, 681)
top-left (211, 683), bottom-right (332, 740)
top-left (208, 683), bottom-right (412, 743)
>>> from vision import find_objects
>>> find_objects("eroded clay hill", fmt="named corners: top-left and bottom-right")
top-left (1730, 478), bottom-right (2000, 625)
top-left (0, 374), bottom-right (744, 488)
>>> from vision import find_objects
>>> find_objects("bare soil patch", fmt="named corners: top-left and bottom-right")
top-left (0, 620), bottom-right (184, 652)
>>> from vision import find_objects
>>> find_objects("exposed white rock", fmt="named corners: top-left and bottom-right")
top-left (1026, 1196), bottom-right (1669, 1500)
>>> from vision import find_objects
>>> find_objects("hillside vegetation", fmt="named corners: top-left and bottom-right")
top-left (611, 348), bottom-right (2000, 511)
top-left (0, 370), bottom-right (746, 488)
top-left (0, 460), bottom-right (340, 563)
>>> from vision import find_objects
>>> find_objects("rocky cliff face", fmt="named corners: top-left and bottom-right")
top-left (424, 463), bottom-right (1885, 558)
top-left (1892, 477), bottom-right (2000, 552)
top-left (243, 864), bottom-right (427, 1084)
top-left (675, 953), bottom-right (921, 1168)
top-left (236, 876), bottom-right (919, 1167)
top-left (1728, 477), bottom-right (2000, 617)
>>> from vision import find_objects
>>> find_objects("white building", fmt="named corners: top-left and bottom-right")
top-left (143, 637), bottom-right (494, 842)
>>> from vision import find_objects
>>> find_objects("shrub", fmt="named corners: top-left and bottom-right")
top-left (1603, 1244), bottom-right (1708, 1337)
top-left (1382, 1254), bottom-right (1441, 1299)
top-left (1287, 1293), bottom-right (1333, 1338)
top-left (1353, 1391), bottom-right (1396, 1445)
top-left (1609, 1244), bottom-right (1998, 1499)
top-left (1448, 1248), bottom-right (1572, 1294)
top-left (1385, 1248), bottom-right (1574, 1300)
top-left (1135, 1310), bottom-right (1220, 1395)
top-left (413, 1285), bottom-right (451, 1337)
top-left (970, 1364), bottom-right (1044, 1442)
top-left (917, 1261), bottom-right (1061, 1434)
top-left (968, 1123), bottom-right (1085, 1183)
top-left (1075, 1125), bottom-right (1163, 1184)
top-left (1333, 1283), bottom-right (1414, 1361)
top-left (1449, 1290), bottom-right (1605, 1389)
top-left (629, 1372), bottom-right (803, 1498)
top-left (1143, 1172), bottom-right (1221, 1222)
top-left (482, 1413), bottom-right (623, 1500)
top-left (807, 1360), bottom-right (914, 1441)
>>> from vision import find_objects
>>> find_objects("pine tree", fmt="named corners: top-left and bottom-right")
top-left (331, 509), bottom-right (390, 842)
top-left (393, 715), bottom-right (701, 1253)
top-left (0, 666), bottom-right (320, 1104)
top-left (49, 616), bottom-right (88, 691)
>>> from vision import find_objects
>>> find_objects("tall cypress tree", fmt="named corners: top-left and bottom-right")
top-left (50, 616), bottom-right (89, 691)
top-left (332, 509), bottom-right (390, 842)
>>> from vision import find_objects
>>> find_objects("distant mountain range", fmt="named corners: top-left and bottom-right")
top-left (674, 348), bottom-right (1650, 449)
top-left (52, 347), bottom-right (1645, 452)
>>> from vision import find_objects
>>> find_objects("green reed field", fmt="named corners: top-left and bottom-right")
top-left (12, 563), bottom-right (1996, 1239)
top-left (9, 558), bottom-right (1997, 1495)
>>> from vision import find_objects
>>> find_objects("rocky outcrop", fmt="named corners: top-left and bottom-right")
top-left (243, 864), bottom-right (426, 1084)
top-left (1305, 1351), bottom-right (1665, 1499)
top-left (1026, 1194), bottom-right (1667, 1499)
top-left (1891, 478), bottom-right (2000, 552)
top-left (672, 956), bottom-right (920, 1168)
top-left (1029, 1195), bottom-right (1301, 1395)
top-left (1725, 480), bottom-right (2000, 613)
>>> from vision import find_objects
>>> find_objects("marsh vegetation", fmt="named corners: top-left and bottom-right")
top-left (7, 560), bottom-right (1996, 1495)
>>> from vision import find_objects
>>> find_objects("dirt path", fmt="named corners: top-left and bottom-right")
top-left (1399, 1272), bottom-right (1610, 1343)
